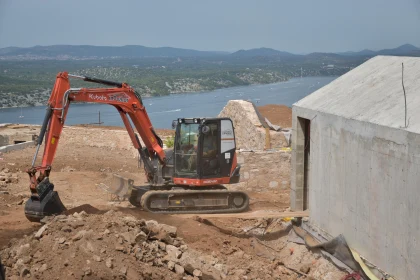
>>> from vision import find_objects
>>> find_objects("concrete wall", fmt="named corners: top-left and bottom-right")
top-left (0, 141), bottom-right (36, 153)
top-left (0, 135), bottom-right (9, 147)
top-left (291, 106), bottom-right (420, 280)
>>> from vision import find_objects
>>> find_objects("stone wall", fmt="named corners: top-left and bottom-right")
top-left (230, 150), bottom-right (291, 193)
top-left (218, 100), bottom-right (288, 150)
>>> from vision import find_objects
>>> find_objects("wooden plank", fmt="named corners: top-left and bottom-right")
top-left (174, 210), bottom-right (309, 220)
top-left (265, 127), bottom-right (271, 149)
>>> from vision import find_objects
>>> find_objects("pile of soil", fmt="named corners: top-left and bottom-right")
top-left (0, 208), bottom-right (348, 280)
top-left (258, 105), bottom-right (292, 128)
top-left (1, 210), bottom-right (190, 279)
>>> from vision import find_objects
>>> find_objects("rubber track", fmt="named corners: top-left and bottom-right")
top-left (140, 190), bottom-right (249, 214)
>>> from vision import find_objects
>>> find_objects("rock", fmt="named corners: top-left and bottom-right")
top-left (86, 241), bottom-right (95, 252)
top-left (105, 258), bottom-right (113, 268)
top-left (159, 224), bottom-right (177, 237)
top-left (64, 260), bottom-right (69, 267)
top-left (193, 269), bottom-right (203, 277)
top-left (93, 255), bottom-right (101, 262)
top-left (157, 241), bottom-right (166, 251)
top-left (16, 199), bottom-right (24, 205)
top-left (61, 226), bottom-right (72, 233)
top-left (79, 210), bottom-right (88, 217)
top-left (2, 168), bottom-right (10, 173)
top-left (174, 264), bottom-right (184, 275)
top-left (33, 250), bottom-right (43, 260)
top-left (39, 264), bottom-right (48, 273)
top-left (180, 244), bottom-right (188, 252)
top-left (20, 267), bottom-right (30, 277)
top-left (165, 245), bottom-right (182, 261)
top-left (173, 238), bottom-right (182, 247)
top-left (214, 264), bottom-right (228, 275)
top-left (184, 264), bottom-right (196, 275)
top-left (167, 261), bottom-right (175, 271)
top-left (72, 230), bottom-right (86, 241)
top-left (16, 243), bottom-right (30, 257)
top-left (71, 221), bottom-right (85, 229)
top-left (300, 264), bottom-right (310, 274)
top-left (84, 267), bottom-right (92, 276)
top-left (34, 225), bottom-right (48, 239)
top-left (152, 230), bottom-right (174, 245)
top-left (120, 266), bottom-right (127, 275)
top-left (40, 216), bottom-right (54, 224)
top-left (135, 231), bottom-right (147, 244)
top-left (9, 176), bottom-right (19, 183)
top-left (58, 237), bottom-right (66, 244)
top-left (21, 256), bottom-right (31, 264)
top-left (146, 221), bottom-right (177, 238)
top-left (54, 214), bottom-right (68, 221)
top-left (61, 166), bottom-right (76, 172)
top-left (233, 250), bottom-right (244, 258)
top-left (120, 232), bottom-right (135, 245)
top-left (115, 245), bottom-right (124, 252)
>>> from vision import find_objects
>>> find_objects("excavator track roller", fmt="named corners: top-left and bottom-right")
top-left (24, 178), bottom-right (66, 222)
top-left (136, 189), bottom-right (249, 214)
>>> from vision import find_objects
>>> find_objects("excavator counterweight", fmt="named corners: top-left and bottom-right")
top-left (24, 72), bottom-right (249, 221)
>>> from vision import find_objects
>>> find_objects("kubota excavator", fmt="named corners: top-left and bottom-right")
top-left (24, 72), bottom-right (249, 222)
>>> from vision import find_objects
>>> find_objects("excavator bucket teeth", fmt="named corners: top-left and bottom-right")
top-left (24, 178), bottom-right (66, 222)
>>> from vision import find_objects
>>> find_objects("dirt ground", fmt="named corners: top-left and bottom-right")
top-left (257, 105), bottom-right (292, 128)
top-left (0, 125), bottom-right (347, 279)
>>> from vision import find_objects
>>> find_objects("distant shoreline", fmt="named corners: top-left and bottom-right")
top-left (0, 78), bottom-right (296, 110)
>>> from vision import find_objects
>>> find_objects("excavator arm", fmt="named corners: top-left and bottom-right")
top-left (25, 72), bottom-right (166, 221)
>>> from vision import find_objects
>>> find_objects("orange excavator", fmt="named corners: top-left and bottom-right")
top-left (24, 72), bottom-right (249, 222)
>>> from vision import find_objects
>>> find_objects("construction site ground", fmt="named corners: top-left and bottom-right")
top-left (0, 105), bottom-right (347, 279)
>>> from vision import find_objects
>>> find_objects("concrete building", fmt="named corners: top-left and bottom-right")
top-left (291, 56), bottom-right (420, 279)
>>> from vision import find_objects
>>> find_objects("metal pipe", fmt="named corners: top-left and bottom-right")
top-left (31, 107), bottom-right (53, 167)
top-left (60, 88), bottom-right (81, 120)
top-left (68, 73), bottom-right (123, 88)
top-left (31, 145), bottom-right (41, 167)
top-left (67, 74), bottom-right (85, 80)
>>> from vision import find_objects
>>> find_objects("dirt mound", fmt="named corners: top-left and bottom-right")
top-left (257, 105), bottom-right (292, 128)
top-left (0, 209), bottom-right (348, 280)
top-left (1, 210), bottom-right (199, 279)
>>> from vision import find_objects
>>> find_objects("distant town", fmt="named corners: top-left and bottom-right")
top-left (0, 44), bottom-right (418, 108)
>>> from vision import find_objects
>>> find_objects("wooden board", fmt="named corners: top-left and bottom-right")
top-left (174, 210), bottom-right (309, 220)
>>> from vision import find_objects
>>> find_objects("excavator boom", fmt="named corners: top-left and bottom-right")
top-left (25, 72), bottom-right (166, 221)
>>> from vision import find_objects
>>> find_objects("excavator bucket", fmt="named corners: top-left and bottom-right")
top-left (24, 178), bottom-right (66, 222)
top-left (97, 174), bottom-right (134, 200)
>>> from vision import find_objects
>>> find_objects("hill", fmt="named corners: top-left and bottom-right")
top-left (231, 47), bottom-right (297, 58)
top-left (0, 45), bottom-right (227, 59)
top-left (1, 44), bottom-right (419, 60)
top-left (337, 44), bottom-right (420, 57)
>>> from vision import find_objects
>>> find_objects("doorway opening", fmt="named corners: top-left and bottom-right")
top-left (297, 117), bottom-right (310, 211)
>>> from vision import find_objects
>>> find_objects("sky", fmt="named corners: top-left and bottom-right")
top-left (0, 0), bottom-right (419, 53)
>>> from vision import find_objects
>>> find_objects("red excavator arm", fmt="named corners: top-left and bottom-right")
top-left (28, 72), bottom-right (165, 196)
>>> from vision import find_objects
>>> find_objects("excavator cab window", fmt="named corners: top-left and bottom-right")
top-left (174, 122), bottom-right (200, 175)
top-left (201, 123), bottom-right (220, 176)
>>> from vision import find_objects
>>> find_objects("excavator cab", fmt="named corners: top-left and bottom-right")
top-left (172, 118), bottom-right (240, 185)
